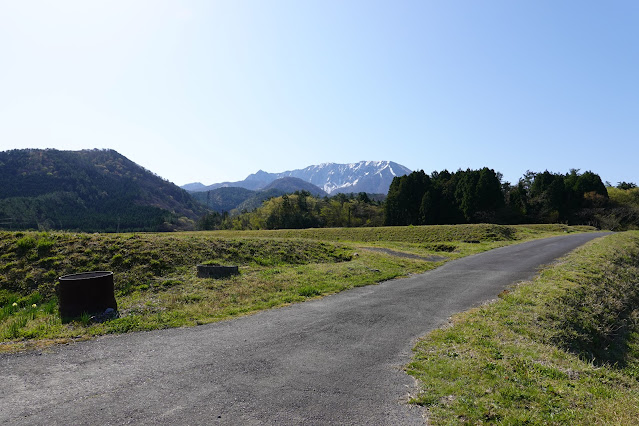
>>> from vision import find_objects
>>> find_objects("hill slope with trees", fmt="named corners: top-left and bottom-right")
top-left (0, 149), bottom-right (206, 232)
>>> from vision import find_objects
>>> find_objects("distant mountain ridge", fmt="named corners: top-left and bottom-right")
top-left (185, 161), bottom-right (412, 195)
top-left (261, 177), bottom-right (327, 196)
top-left (190, 177), bottom-right (327, 213)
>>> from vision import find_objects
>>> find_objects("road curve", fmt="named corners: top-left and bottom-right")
top-left (1, 232), bottom-right (610, 425)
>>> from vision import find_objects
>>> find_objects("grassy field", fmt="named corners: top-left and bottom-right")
top-left (203, 223), bottom-right (595, 244)
top-left (0, 224), bottom-right (592, 352)
top-left (407, 231), bottom-right (639, 424)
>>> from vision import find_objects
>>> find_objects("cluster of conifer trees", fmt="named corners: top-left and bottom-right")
top-left (384, 168), bottom-right (609, 226)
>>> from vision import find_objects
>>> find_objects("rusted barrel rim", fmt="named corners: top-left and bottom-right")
top-left (59, 271), bottom-right (113, 281)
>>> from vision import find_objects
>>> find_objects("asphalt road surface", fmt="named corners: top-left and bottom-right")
top-left (1, 232), bottom-right (609, 425)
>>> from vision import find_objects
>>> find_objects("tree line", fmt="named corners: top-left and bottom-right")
top-left (385, 168), bottom-right (609, 226)
top-left (203, 168), bottom-right (638, 231)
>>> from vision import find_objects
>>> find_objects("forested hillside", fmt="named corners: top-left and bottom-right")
top-left (0, 149), bottom-right (206, 232)
top-left (189, 187), bottom-right (256, 213)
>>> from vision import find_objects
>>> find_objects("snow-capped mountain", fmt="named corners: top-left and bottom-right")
top-left (185, 161), bottom-right (412, 195)
top-left (275, 161), bottom-right (411, 194)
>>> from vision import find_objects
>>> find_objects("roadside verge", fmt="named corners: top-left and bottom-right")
top-left (407, 231), bottom-right (639, 424)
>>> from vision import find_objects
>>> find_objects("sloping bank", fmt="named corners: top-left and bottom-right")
top-left (407, 231), bottom-right (639, 424)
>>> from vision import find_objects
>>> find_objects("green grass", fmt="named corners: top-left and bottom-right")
top-left (203, 223), bottom-right (594, 243)
top-left (0, 224), bottom-right (592, 352)
top-left (406, 231), bottom-right (639, 424)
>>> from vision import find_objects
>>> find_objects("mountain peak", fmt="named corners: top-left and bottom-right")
top-left (181, 182), bottom-right (206, 191)
top-left (245, 169), bottom-right (271, 180)
top-left (262, 177), bottom-right (327, 197)
top-left (184, 161), bottom-right (412, 195)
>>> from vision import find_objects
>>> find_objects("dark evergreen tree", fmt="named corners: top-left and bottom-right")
top-left (617, 182), bottom-right (637, 190)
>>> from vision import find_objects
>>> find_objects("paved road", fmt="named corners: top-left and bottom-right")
top-left (1, 232), bottom-right (609, 425)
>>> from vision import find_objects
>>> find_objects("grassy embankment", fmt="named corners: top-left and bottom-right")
top-left (0, 224), bottom-right (592, 352)
top-left (407, 231), bottom-right (639, 424)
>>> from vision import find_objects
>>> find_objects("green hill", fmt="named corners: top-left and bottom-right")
top-left (189, 187), bottom-right (256, 213)
top-left (189, 177), bottom-right (327, 214)
top-left (0, 149), bottom-right (207, 232)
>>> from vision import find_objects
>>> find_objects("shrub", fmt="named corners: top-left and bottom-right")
top-left (298, 286), bottom-right (322, 297)
top-left (36, 238), bottom-right (55, 256)
top-left (16, 236), bottom-right (36, 254)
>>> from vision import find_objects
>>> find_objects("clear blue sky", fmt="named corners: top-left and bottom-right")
top-left (1, 0), bottom-right (637, 187)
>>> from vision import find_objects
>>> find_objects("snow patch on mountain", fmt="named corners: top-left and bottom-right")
top-left (277, 161), bottom-right (412, 194)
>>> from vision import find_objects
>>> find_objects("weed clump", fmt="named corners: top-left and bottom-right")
top-left (15, 236), bottom-right (36, 255)
top-left (298, 286), bottom-right (322, 297)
